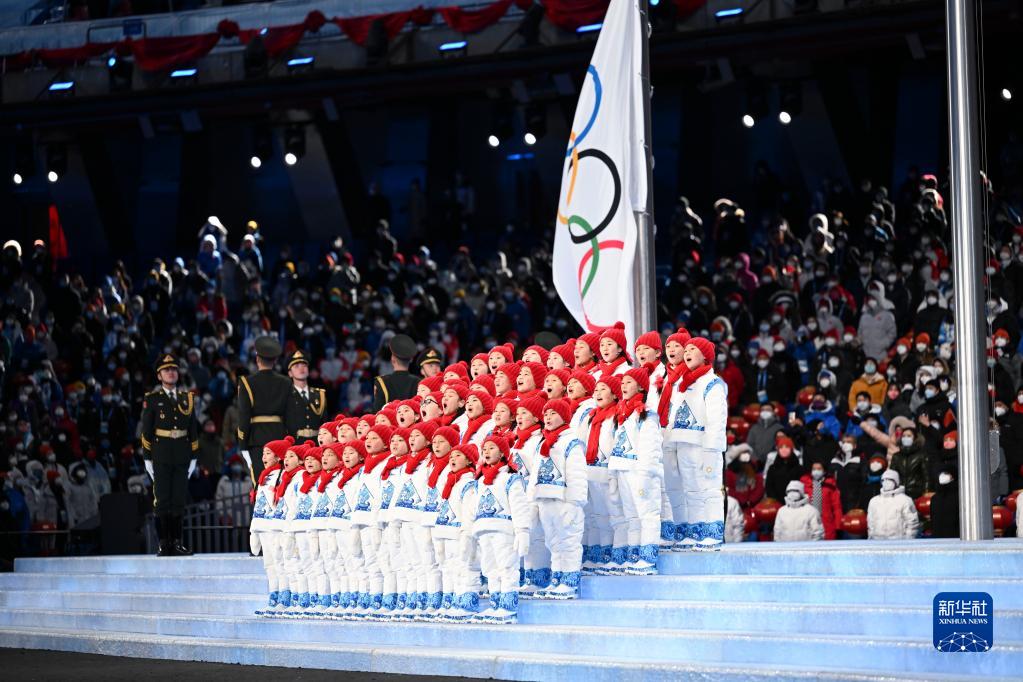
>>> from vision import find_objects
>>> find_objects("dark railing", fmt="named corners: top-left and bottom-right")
top-left (181, 492), bottom-right (252, 554)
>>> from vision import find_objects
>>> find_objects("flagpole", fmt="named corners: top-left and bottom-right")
top-left (633, 0), bottom-right (657, 337)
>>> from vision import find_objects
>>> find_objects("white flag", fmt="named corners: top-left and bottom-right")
top-left (553, 0), bottom-right (647, 347)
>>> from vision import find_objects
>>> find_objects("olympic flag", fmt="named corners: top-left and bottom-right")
top-left (553, 0), bottom-right (650, 347)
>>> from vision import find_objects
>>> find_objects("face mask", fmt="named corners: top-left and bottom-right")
top-left (828, 357), bottom-right (840, 368)
top-left (46, 453), bottom-right (57, 463)
top-left (760, 411), bottom-right (773, 422)
top-left (773, 343), bottom-right (785, 353)
top-left (869, 461), bottom-right (883, 473)
top-left (840, 442), bottom-right (854, 454)
top-left (807, 321), bottom-right (818, 331)
top-left (810, 400), bottom-right (826, 410)
top-left (925, 388), bottom-right (937, 399)
top-left (938, 473), bottom-right (952, 486)
top-left (896, 345), bottom-right (907, 356)
top-left (864, 363), bottom-right (876, 374)
top-left (756, 359), bottom-right (769, 369)
top-left (856, 401), bottom-right (869, 412)
top-left (811, 469), bottom-right (824, 480)
top-left (843, 334), bottom-right (854, 343)
top-left (785, 491), bottom-right (802, 503)
top-left (900, 435), bottom-right (914, 447)
top-left (995, 405), bottom-right (1007, 417)
top-left (926, 296), bottom-right (938, 305)
top-left (882, 479), bottom-right (896, 492)
top-left (759, 323), bottom-right (770, 333)
top-left (739, 452), bottom-right (751, 463)
top-left (824, 337), bottom-right (836, 347)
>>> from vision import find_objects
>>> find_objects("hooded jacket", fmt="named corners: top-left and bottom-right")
top-left (773, 481), bottom-right (824, 542)
top-left (866, 470), bottom-right (919, 540)
top-left (800, 473), bottom-right (843, 540)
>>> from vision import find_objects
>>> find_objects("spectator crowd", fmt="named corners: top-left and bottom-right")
top-left (2, 162), bottom-right (1023, 561)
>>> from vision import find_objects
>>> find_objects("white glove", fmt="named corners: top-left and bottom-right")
top-left (240, 449), bottom-right (253, 469)
top-left (249, 531), bottom-right (262, 556)
top-left (187, 459), bottom-right (197, 478)
top-left (513, 532), bottom-right (530, 558)
top-left (144, 460), bottom-right (154, 481)
top-left (459, 535), bottom-right (473, 562)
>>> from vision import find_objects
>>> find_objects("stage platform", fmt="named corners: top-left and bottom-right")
top-left (0, 539), bottom-right (1020, 681)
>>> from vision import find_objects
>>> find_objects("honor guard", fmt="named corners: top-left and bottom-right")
top-left (140, 354), bottom-right (199, 557)
top-left (237, 336), bottom-right (291, 482)
top-left (372, 333), bottom-right (421, 411)
top-left (416, 347), bottom-right (443, 378)
top-left (285, 350), bottom-right (327, 441)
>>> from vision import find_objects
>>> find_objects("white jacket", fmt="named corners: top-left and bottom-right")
top-left (725, 495), bottom-right (745, 544)
top-left (350, 458), bottom-right (390, 527)
top-left (666, 369), bottom-right (728, 452)
top-left (510, 429), bottom-right (543, 480)
top-left (310, 470), bottom-right (342, 530)
top-left (432, 473), bottom-right (476, 540)
top-left (390, 456), bottom-right (448, 527)
top-left (376, 462), bottom-right (406, 524)
top-left (571, 398), bottom-right (596, 441)
top-left (645, 363), bottom-right (667, 414)
top-left (466, 418), bottom-right (496, 449)
top-left (271, 470), bottom-right (316, 532)
top-left (251, 467), bottom-right (282, 531)
top-left (608, 409), bottom-right (663, 473)
top-left (867, 486), bottom-right (920, 540)
top-left (528, 430), bottom-right (588, 505)
top-left (773, 497), bottom-right (824, 542)
top-left (463, 468), bottom-right (531, 536)
top-left (1017, 500), bottom-right (1022, 538)
top-left (593, 359), bottom-right (630, 382)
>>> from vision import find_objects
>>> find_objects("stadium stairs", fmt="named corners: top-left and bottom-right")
top-left (0, 538), bottom-right (1020, 681)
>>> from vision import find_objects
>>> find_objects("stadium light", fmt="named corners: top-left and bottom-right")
top-left (576, 23), bottom-right (602, 34)
top-left (524, 102), bottom-right (546, 144)
top-left (13, 173), bottom-right (23, 185)
top-left (250, 156), bottom-right (262, 169)
top-left (742, 114), bottom-right (755, 128)
top-left (488, 135), bottom-right (500, 148)
top-left (48, 80), bottom-right (74, 93)
top-left (47, 171), bottom-right (58, 183)
top-left (778, 111), bottom-right (792, 125)
top-left (284, 125), bottom-right (305, 165)
top-left (170, 68), bottom-right (197, 79)
top-left (524, 133), bottom-right (537, 145)
top-left (715, 8), bottom-right (744, 19)
top-left (252, 126), bottom-right (272, 170)
top-left (439, 41), bottom-right (467, 53)
top-left (46, 144), bottom-right (66, 183)
top-left (286, 56), bottom-right (315, 72)
top-left (1002, 88), bottom-right (1013, 101)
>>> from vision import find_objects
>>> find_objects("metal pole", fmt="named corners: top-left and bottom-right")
top-left (633, 0), bottom-right (657, 336)
top-left (945, 0), bottom-right (992, 540)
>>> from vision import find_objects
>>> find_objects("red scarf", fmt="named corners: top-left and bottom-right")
top-left (540, 424), bottom-right (570, 457)
top-left (513, 422), bottom-right (541, 449)
top-left (616, 394), bottom-right (646, 425)
top-left (568, 397), bottom-right (586, 415)
top-left (491, 425), bottom-right (513, 440)
top-left (585, 405), bottom-right (617, 465)
top-left (257, 463), bottom-right (281, 488)
top-left (404, 447), bottom-right (431, 475)
top-left (596, 355), bottom-right (626, 377)
top-left (317, 466), bottom-right (339, 493)
top-left (380, 454), bottom-right (407, 480)
top-left (439, 413), bottom-right (456, 427)
top-left (478, 462), bottom-right (506, 485)
top-left (362, 450), bottom-right (389, 476)
top-left (273, 465), bottom-right (301, 504)
top-left (576, 358), bottom-right (595, 372)
top-left (657, 362), bottom-right (688, 427)
top-left (442, 466), bottom-right (474, 500)
top-left (336, 463), bottom-right (362, 490)
top-left (426, 452), bottom-right (450, 489)
top-left (461, 414), bottom-right (490, 444)
top-left (299, 470), bottom-right (320, 495)
top-left (676, 363), bottom-right (712, 395)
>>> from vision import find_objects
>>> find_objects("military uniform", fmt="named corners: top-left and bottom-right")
top-left (140, 354), bottom-right (198, 557)
top-left (415, 346), bottom-right (443, 377)
top-left (237, 337), bottom-right (290, 481)
top-left (284, 350), bottom-right (327, 440)
top-left (372, 334), bottom-right (421, 411)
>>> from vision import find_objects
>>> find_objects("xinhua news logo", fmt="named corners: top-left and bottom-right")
top-left (933, 592), bottom-right (993, 653)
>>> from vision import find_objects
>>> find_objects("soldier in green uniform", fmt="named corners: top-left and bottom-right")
top-left (372, 334), bottom-right (421, 411)
top-left (415, 347), bottom-right (443, 379)
top-left (237, 336), bottom-right (290, 483)
top-left (284, 350), bottom-right (327, 441)
top-left (140, 354), bottom-right (199, 557)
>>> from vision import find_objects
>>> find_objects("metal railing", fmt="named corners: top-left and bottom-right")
top-left (181, 492), bottom-right (252, 554)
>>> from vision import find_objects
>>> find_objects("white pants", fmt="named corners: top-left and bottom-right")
top-left (523, 504), bottom-right (551, 581)
top-left (400, 522), bottom-right (441, 599)
top-left (340, 526), bottom-right (364, 597)
top-left (358, 525), bottom-right (384, 597)
top-left (616, 469), bottom-right (663, 550)
top-left (537, 499), bottom-right (584, 574)
top-left (671, 442), bottom-right (725, 545)
top-left (382, 521), bottom-right (407, 599)
top-left (584, 467), bottom-right (613, 558)
top-left (317, 529), bottom-right (342, 600)
top-left (477, 531), bottom-right (518, 596)
top-left (276, 531), bottom-right (303, 598)
top-left (433, 533), bottom-right (480, 601)
top-left (295, 530), bottom-right (321, 598)
top-left (662, 443), bottom-right (684, 537)
top-left (251, 530), bottom-right (280, 597)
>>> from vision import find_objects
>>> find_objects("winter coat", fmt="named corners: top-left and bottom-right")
top-left (857, 309), bottom-right (897, 360)
top-left (890, 439), bottom-right (928, 500)
top-left (725, 463), bottom-right (764, 509)
top-left (830, 453), bottom-right (864, 512)
top-left (65, 480), bottom-right (98, 528)
top-left (800, 474), bottom-right (843, 540)
top-left (803, 404), bottom-right (841, 441)
top-left (773, 497), bottom-right (824, 541)
top-left (725, 495), bottom-right (746, 543)
top-left (763, 455), bottom-right (805, 503)
top-left (847, 373), bottom-right (888, 411)
top-left (747, 418), bottom-right (784, 460)
top-left (867, 485), bottom-right (919, 539)
top-left (463, 468), bottom-right (531, 536)
top-left (929, 482), bottom-right (959, 538)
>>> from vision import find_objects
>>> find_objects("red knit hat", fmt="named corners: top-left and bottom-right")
top-left (495, 394), bottom-right (518, 414)
top-left (495, 361), bottom-right (522, 383)
top-left (343, 439), bottom-right (367, 460)
top-left (470, 374), bottom-right (496, 396)
top-left (577, 333), bottom-right (601, 356)
top-left (543, 398), bottom-right (572, 425)
top-left (570, 369), bottom-right (596, 394)
top-left (600, 321), bottom-right (628, 353)
top-left (686, 337), bottom-right (716, 364)
top-left (411, 420), bottom-right (438, 441)
top-left (444, 362), bottom-right (470, 383)
top-left (517, 392), bottom-right (546, 421)
top-left (489, 343), bottom-right (514, 363)
top-left (420, 375), bottom-right (444, 392)
top-left (666, 327), bottom-right (691, 349)
top-left (377, 408), bottom-right (397, 426)
top-left (444, 382), bottom-right (470, 401)
top-left (391, 427), bottom-right (411, 446)
top-left (434, 425), bottom-right (460, 447)
top-left (776, 434), bottom-right (794, 450)
top-left (598, 375), bottom-right (622, 399)
top-left (265, 435), bottom-right (295, 461)
top-left (635, 330), bottom-right (662, 353)
top-left (472, 352), bottom-right (489, 367)
top-left (468, 389), bottom-right (495, 414)
top-left (547, 368), bottom-right (572, 387)
top-left (303, 445), bottom-right (324, 462)
top-left (524, 344), bottom-right (550, 364)
top-left (550, 339), bottom-right (576, 365)
top-left (624, 366), bottom-right (651, 394)
top-left (519, 361), bottom-right (547, 388)
top-left (482, 433), bottom-right (511, 462)
top-left (368, 424), bottom-right (394, 445)
top-left (453, 442), bottom-right (479, 465)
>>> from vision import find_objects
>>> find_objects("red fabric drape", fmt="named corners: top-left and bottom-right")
top-left (440, 0), bottom-right (516, 33)
top-left (47, 205), bottom-right (69, 262)
top-left (128, 33), bottom-right (221, 72)
top-left (334, 8), bottom-right (435, 47)
top-left (37, 42), bottom-right (118, 68)
top-left (541, 0), bottom-right (609, 31)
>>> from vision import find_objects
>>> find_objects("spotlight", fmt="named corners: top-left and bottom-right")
top-left (488, 103), bottom-right (514, 148)
top-left (46, 144), bottom-right (67, 182)
top-left (169, 68), bottom-right (198, 86)
top-left (1002, 88), bottom-right (1013, 101)
top-left (47, 171), bottom-right (58, 183)
top-left (715, 8), bottom-right (743, 20)
top-left (742, 114), bottom-right (755, 128)
top-left (524, 133), bottom-right (537, 145)
top-left (13, 173), bottom-right (23, 185)
top-left (252, 126), bottom-right (272, 169)
top-left (438, 40), bottom-right (468, 57)
top-left (286, 56), bottom-right (314, 73)
top-left (284, 125), bottom-right (305, 165)
top-left (48, 80), bottom-right (74, 97)
top-left (778, 111), bottom-right (792, 125)
top-left (250, 156), bottom-right (262, 169)
top-left (107, 56), bottom-right (116, 68)
top-left (576, 23), bottom-right (602, 34)
top-left (488, 135), bottom-right (500, 148)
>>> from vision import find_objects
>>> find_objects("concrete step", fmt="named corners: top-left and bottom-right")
top-left (3, 589), bottom-right (1021, 639)
top-left (0, 612), bottom-right (1018, 678)
top-left (2, 625), bottom-right (1000, 682)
